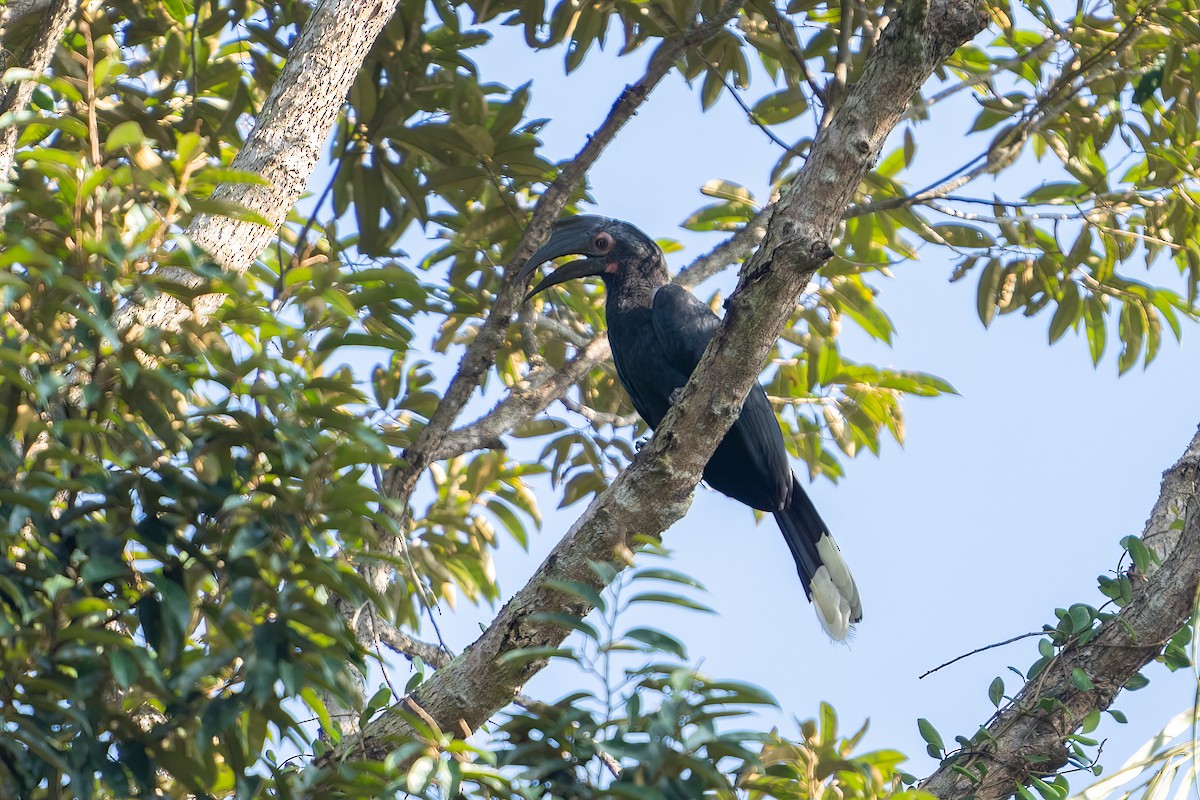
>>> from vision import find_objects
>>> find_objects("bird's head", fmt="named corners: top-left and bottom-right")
top-left (519, 215), bottom-right (667, 302)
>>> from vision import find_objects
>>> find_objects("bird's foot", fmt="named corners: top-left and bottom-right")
top-left (668, 387), bottom-right (683, 405)
top-left (634, 435), bottom-right (650, 451)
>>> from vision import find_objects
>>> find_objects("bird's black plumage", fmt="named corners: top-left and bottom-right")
top-left (519, 215), bottom-right (862, 638)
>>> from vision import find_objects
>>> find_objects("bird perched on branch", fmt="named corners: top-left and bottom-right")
top-left (518, 215), bottom-right (862, 640)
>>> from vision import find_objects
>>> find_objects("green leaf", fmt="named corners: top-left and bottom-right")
top-left (528, 612), bottom-right (599, 640)
top-left (542, 579), bottom-right (605, 611)
top-left (1048, 282), bottom-right (1080, 343)
top-left (1071, 668), bottom-right (1094, 691)
top-left (407, 756), bottom-right (435, 794)
top-left (623, 627), bottom-right (688, 659)
top-left (496, 646), bottom-right (576, 667)
top-left (1122, 535), bottom-right (1157, 572)
top-left (1124, 672), bottom-right (1150, 691)
top-left (976, 260), bottom-right (1003, 327)
top-left (160, 0), bottom-right (194, 22)
top-left (109, 649), bottom-right (139, 689)
top-left (1132, 65), bottom-right (1164, 104)
top-left (751, 86), bottom-right (808, 124)
top-left (626, 592), bottom-right (715, 614)
top-left (699, 179), bottom-right (756, 205)
top-left (987, 676), bottom-right (1004, 707)
top-left (630, 567), bottom-right (705, 590)
top-left (1084, 296), bottom-right (1107, 365)
top-left (917, 718), bottom-right (945, 757)
top-left (1117, 300), bottom-right (1146, 374)
top-left (932, 223), bottom-right (995, 249)
top-left (105, 120), bottom-right (145, 152)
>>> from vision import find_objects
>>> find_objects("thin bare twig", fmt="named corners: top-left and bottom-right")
top-left (560, 395), bottom-right (641, 429)
top-left (701, 62), bottom-right (806, 159)
top-left (918, 632), bottom-right (1045, 679)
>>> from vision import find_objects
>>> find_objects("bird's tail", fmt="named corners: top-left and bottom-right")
top-left (773, 476), bottom-right (862, 640)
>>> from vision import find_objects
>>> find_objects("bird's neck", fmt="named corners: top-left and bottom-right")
top-left (606, 258), bottom-right (670, 313)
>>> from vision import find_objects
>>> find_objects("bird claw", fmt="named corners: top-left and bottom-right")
top-left (634, 436), bottom-right (650, 451)
top-left (668, 387), bottom-right (683, 405)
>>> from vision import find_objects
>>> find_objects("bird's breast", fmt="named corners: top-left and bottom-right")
top-left (605, 307), bottom-right (681, 429)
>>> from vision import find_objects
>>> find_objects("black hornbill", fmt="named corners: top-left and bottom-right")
top-left (518, 215), bottom-right (862, 640)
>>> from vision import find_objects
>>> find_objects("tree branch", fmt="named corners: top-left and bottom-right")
top-left (921, 425), bottom-right (1200, 800)
top-left (113, 0), bottom-right (405, 334)
top-left (674, 204), bottom-right (774, 286)
top-left (375, 620), bottom-right (452, 670)
top-left (427, 333), bottom-right (612, 461)
top-left (316, 0), bottom-right (988, 770)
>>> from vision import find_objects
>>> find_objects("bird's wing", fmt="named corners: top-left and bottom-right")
top-left (650, 283), bottom-right (721, 367)
top-left (651, 284), bottom-right (791, 509)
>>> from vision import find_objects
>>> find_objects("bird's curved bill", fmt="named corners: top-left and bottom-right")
top-left (518, 222), bottom-right (606, 301)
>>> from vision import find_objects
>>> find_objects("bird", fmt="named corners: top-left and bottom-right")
top-left (517, 215), bottom-right (862, 640)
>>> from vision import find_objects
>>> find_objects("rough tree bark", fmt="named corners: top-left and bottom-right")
top-left (320, 0), bottom-right (990, 767)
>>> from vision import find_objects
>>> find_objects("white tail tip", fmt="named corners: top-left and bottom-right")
top-left (811, 534), bottom-right (862, 641)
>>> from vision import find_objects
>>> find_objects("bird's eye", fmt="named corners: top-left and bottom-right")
top-left (593, 232), bottom-right (614, 253)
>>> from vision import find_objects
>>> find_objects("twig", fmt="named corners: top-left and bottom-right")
top-left (919, 632), bottom-right (1045, 679)
top-left (367, 610), bottom-right (407, 703)
top-left (674, 204), bottom-right (774, 287)
top-left (428, 333), bottom-right (612, 461)
top-left (527, 314), bottom-right (594, 348)
top-left (374, 619), bottom-right (452, 670)
top-left (763, 4), bottom-right (826, 108)
top-left (560, 395), bottom-right (641, 429)
top-left (702, 62), bottom-right (806, 159)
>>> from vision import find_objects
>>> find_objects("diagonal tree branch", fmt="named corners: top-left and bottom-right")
top-left (318, 0), bottom-right (989, 769)
top-left (674, 203), bottom-right (774, 286)
top-left (921, 425), bottom-right (1200, 800)
top-left (428, 333), bottom-right (613, 461)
